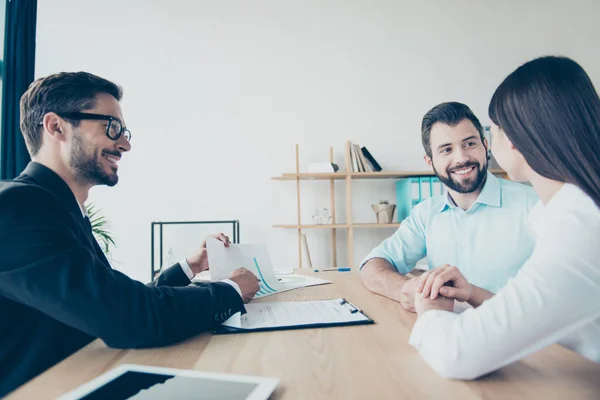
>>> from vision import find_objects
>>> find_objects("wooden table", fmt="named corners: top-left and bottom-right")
top-left (8, 272), bottom-right (600, 399)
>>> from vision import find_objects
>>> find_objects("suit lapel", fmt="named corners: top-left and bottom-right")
top-left (82, 216), bottom-right (112, 270)
top-left (18, 162), bottom-right (113, 271)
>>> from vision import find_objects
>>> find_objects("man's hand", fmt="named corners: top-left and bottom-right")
top-left (399, 277), bottom-right (419, 312)
top-left (416, 264), bottom-right (472, 302)
top-left (186, 233), bottom-right (231, 276)
top-left (359, 258), bottom-right (412, 305)
top-left (228, 268), bottom-right (260, 303)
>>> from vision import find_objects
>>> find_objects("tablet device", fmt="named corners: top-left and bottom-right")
top-left (58, 364), bottom-right (279, 400)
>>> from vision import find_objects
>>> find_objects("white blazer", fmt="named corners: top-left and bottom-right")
top-left (410, 183), bottom-right (600, 379)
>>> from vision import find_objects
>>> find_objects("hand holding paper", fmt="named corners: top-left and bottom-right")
top-left (228, 268), bottom-right (260, 303)
top-left (205, 237), bottom-right (331, 299)
top-left (186, 232), bottom-right (232, 275)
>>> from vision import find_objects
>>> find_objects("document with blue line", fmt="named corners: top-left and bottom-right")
top-left (215, 298), bottom-right (373, 334)
top-left (205, 237), bottom-right (331, 298)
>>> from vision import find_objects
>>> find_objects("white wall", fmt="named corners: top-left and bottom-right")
top-left (36, 0), bottom-right (600, 281)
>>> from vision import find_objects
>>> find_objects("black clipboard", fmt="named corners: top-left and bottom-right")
top-left (214, 298), bottom-right (374, 335)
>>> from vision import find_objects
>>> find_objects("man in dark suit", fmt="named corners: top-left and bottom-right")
top-left (0, 72), bottom-right (260, 397)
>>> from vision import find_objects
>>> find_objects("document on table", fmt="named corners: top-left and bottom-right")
top-left (215, 298), bottom-right (373, 334)
top-left (204, 237), bottom-right (331, 298)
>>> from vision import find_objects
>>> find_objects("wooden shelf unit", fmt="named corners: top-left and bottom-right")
top-left (272, 143), bottom-right (507, 269)
top-left (272, 142), bottom-right (421, 269)
top-left (273, 223), bottom-right (402, 229)
top-left (273, 170), bottom-right (507, 180)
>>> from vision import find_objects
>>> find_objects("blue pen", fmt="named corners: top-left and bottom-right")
top-left (313, 268), bottom-right (352, 272)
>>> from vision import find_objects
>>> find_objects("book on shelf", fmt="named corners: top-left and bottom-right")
top-left (356, 143), bottom-right (372, 172)
top-left (348, 142), bottom-right (357, 172)
top-left (352, 144), bottom-right (360, 171)
top-left (350, 144), bottom-right (359, 172)
top-left (348, 141), bottom-right (383, 172)
top-left (361, 147), bottom-right (382, 172)
top-left (353, 143), bottom-right (368, 172)
top-left (348, 142), bottom-right (358, 172)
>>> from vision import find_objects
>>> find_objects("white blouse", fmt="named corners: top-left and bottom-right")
top-left (409, 183), bottom-right (600, 379)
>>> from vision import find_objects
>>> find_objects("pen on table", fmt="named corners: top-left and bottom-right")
top-left (313, 268), bottom-right (352, 272)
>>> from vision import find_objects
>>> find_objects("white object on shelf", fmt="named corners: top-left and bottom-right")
top-left (307, 162), bottom-right (335, 173)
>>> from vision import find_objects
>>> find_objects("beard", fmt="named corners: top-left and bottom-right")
top-left (70, 134), bottom-right (119, 187)
top-left (433, 158), bottom-right (488, 194)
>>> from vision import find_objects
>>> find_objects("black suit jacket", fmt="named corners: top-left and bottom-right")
top-left (0, 162), bottom-right (244, 397)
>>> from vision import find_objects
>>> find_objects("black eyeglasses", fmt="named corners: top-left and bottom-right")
top-left (55, 112), bottom-right (132, 142)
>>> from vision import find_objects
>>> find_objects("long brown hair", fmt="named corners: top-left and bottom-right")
top-left (489, 56), bottom-right (600, 208)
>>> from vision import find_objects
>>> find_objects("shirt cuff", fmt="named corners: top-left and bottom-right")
top-left (180, 259), bottom-right (242, 299)
top-left (178, 258), bottom-right (195, 280)
top-left (409, 309), bottom-right (447, 350)
top-left (221, 279), bottom-right (242, 298)
top-left (359, 253), bottom-right (398, 272)
top-left (358, 257), bottom-right (371, 271)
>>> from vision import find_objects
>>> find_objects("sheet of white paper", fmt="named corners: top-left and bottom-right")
top-left (192, 272), bottom-right (331, 299)
top-left (254, 274), bottom-right (330, 299)
top-left (206, 237), bottom-right (280, 294)
top-left (222, 298), bottom-right (368, 330)
top-left (204, 237), bottom-right (331, 298)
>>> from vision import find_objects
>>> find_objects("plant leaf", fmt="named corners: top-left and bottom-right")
top-left (85, 202), bottom-right (116, 254)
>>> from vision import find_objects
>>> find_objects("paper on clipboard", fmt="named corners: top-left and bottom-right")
top-left (205, 237), bottom-right (331, 298)
top-left (222, 298), bottom-right (371, 330)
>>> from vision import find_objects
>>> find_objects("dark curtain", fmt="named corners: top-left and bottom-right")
top-left (0, 0), bottom-right (36, 180)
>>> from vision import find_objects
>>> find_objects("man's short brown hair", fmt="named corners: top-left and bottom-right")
top-left (421, 102), bottom-right (484, 158)
top-left (20, 72), bottom-right (123, 156)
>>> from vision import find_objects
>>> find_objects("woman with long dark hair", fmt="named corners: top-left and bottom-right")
top-left (408, 56), bottom-right (600, 379)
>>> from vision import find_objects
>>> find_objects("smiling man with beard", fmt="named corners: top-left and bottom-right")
top-left (0, 72), bottom-right (259, 397)
top-left (359, 102), bottom-right (538, 312)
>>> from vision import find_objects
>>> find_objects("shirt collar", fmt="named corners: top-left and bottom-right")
top-left (437, 171), bottom-right (501, 213)
top-left (79, 202), bottom-right (88, 218)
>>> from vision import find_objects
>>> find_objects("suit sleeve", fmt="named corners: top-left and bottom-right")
top-left (150, 263), bottom-right (191, 287)
top-left (0, 186), bottom-right (245, 349)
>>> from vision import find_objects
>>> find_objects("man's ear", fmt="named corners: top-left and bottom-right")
top-left (42, 113), bottom-right (68, 143)
top-left (424, 154), bottom-right (433, 168)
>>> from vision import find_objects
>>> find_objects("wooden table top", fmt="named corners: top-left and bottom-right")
top-left (7, 272), bottom-right (600, 399)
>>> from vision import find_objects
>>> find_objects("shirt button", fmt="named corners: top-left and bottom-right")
top-left (461, 243), bottom-right (467, 248)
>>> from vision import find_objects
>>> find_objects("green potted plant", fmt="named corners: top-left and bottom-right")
top-left (85, 203), bottom-right (115, 254)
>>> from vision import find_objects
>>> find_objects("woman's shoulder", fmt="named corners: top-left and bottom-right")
top-left (537, 184), bottom-right (600, 248)
top-left (550, 184), bottom-right (598, 219)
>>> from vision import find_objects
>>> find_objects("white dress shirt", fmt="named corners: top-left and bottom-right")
top-left (179, 258), bottom-right (242, 298)
top-left (409, 183), bottom-right (600, 379)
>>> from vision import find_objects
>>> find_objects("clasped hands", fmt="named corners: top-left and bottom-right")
top-left (400, 264), bottom-right (472, 314)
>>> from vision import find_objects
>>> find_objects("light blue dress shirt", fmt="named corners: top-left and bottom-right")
top-left (360, 172), bottom-right (539, 293)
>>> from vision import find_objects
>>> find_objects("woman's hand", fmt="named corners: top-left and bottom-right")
top-left (416, 264), bottom-right (472, 302)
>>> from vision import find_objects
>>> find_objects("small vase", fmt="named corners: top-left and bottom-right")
top-left (371, 203), bottom-right (396, 224)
